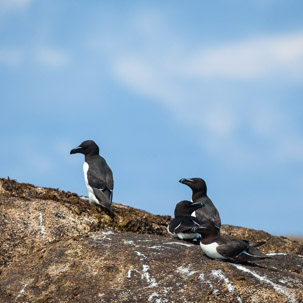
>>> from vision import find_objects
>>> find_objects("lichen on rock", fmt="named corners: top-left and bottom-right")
top-left (0, 178), bottom-right (303, 303)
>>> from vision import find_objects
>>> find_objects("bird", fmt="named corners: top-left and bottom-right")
top-left (179, 178), bottom-right (221, 229)
top-left (70, 140), bottom-right (113, 212)
top-left (167, 200), bottom-right (205, 241)
top-left (198, 221), bottom-right (269, 262)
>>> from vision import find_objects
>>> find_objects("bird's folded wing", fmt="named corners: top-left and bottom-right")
top-left (216, 237), bottom-right (248, 258)
top-left (88, 164), bottom-right (113, 201)
top-left (92, 187), bottom-right (112, 212)
top-left (88, 168), bottom-right (107, 189)
top-left (174, 218), bottom-right (201, 233)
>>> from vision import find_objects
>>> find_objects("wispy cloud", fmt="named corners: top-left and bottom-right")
top-left (99, 19), bottom-right (303, 168)
top-left (113, 57), bottom-right (183, 106)
top-left (0, 46), bottom-right (71, 68)
top-left (34, 47), bottom-right (71, 68)
top-left (185, 32), bottom-right (303, 81)
top-left (0, 48), bottom-right (23, 66)
top-left (0, 0), bottom-right (33, 13)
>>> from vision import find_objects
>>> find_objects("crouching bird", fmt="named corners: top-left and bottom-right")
top-left (70, 140), bottom-right (113, 212)
top-left (168, 200), bottom-right (205, 242)
top-left (198, 221), bottom-right (269, 262)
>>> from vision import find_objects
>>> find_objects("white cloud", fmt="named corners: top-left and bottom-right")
top-left (0, 48), bottom-right (23, 66)
top-left (109, 31), bottom-right (303, 111)
top-left (185, 32), bottom-right (303, 80)
top-left (35, 47), bottom-right (71, 68)
top-left (105, 27), bottom-right (303, 168)
top-left (0, 45), bottom-right (71, 68)
top-left (113, 57), bottom-right (183, 106)
top-left (0, 0), bottom-right (33, 12)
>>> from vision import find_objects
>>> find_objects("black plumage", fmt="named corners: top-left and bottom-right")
top-left (179, 178), bottom-right (221, 229)
top-left (168, 200), bottom-right (205, 241)
top-left (198, 221), bottom-right (269, 262)
top-left (70, 140), bottom-right (113, 211)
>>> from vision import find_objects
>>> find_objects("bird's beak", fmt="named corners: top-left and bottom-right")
top-left (179, 178), bottom-right (193, 184)
top-left (70, 146), bottom-right (83, 154)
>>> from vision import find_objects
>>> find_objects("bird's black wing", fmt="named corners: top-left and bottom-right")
top-left (87, 155), bottom-right (114, 201)
top-left (216, 236), bottom-right (249, 259)
top-left (168, 216), bottom-right (201, 234)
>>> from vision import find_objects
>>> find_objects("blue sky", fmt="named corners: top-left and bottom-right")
top-left (1, 0), bottom-right (303, 236)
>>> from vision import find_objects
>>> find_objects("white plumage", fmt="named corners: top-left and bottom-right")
top-left (199, 242), bottom-right (225, 260)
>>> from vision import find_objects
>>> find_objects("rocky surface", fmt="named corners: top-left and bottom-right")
top-left (1, 178), bottom-right (303, 302)
top-left (0, 178), bottom-right (170, 269)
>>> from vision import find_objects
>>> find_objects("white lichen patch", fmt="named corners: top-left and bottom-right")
top-left (266, 253), bottom-right (288, 256)
top-left (135, 251), bottom-right (147, 259)
top-left (148, 245), bottom-right (174, 250)
top-left (123, 240), bottom-right (140, 247)
top-left (148, 292), bottom-right (159, 301)
top-left (126, 267), bottom-right (141, 278)
top-left (101, 231), bottom-right (116, 235)
top-left (233, 264), bottom-right (297, 303)
top-left (83, 217), bottom-right (93, 223)
top-left (91, 231), bottom-right (116, 241)
top-left (14, 283), bottom-right (28, 302)
top-left (148, 292), bottom-right (169, 303)
top-left (91, 237), bottom-right (111, 246)
top-left (142, 265), bottom-right (158, 288)
top-left (163, 241), bottom-right (194, 247)
top-left (211, 270), bottom-right (242, 303)
top-left (127, 264), bottom-right (157, 288)
top-left (211, 270), bottom-right (235, 294)
top-left (177, 265), bottom-right (197, 277)
top-left (39, 212), bottom-right (45, 240)
top-left (199, 273), bottom-right (213, 290)
top-left (127, 269), bottom-right (132, 278)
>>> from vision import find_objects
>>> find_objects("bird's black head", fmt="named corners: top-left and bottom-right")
top-left (174, 200), bottom-right (205, 217)
top-left (70, 140), bottom-right (99, 157)
top-left (196, 220), bottom-right (220, 238)
top-left (179, 178), bottom-right (207, 196)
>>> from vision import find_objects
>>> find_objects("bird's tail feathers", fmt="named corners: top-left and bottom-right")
top-left (93, 188), bottom-right (113, 214)
top-left (246, 246), bottom-right (269, 259)
top-left (249, 241), bottom-right (266, 248)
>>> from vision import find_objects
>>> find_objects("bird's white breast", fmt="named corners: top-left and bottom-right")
top-left (83, 162), bottom-right (99, 204)
top-left (166, 226), bottom-right (199, 240)
top-left (175, 232), bottom-right (200, 240)
top-left (200, 241), bottom-right (225, 259)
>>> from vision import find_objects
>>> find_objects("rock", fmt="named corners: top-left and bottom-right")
top-left (0, 178), bottom-right (303, 302)
top-left (0, 178), bottom-right (170, 268)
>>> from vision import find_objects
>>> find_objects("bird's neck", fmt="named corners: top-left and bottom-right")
top-left (192, 191), bottom-right (206, 202)
top-left (85, 154), bottom-right (98, 161)
top-left (200, 231), bottom-right (219, 244)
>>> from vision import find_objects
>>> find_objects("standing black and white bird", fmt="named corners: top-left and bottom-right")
top-left (167, 200), bottom-right (205, 241)
top-left (70, 140), bottom-right (113, 211)
top-left (197, 221), bottom-right (269, 262)
top-left (179, 178), bottom-right (221, 229)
